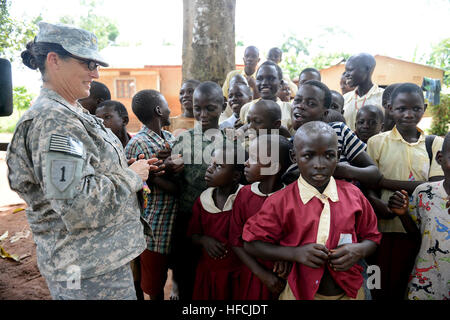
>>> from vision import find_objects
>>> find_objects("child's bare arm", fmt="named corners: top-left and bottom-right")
top-left (380, 177), bottom-right (444, 194)
top-left (366, 189), bottom-right (396, 219)
top-left (232, 246), bottom-right (286, 294)
top-left (244, 241), bottom-right (329, 269)
top-left (328, 240), bottom-right (377, 272)
top-left (388, 190), bottom-right (421, 237)
top-left (333, 152), bottom-right (383, 188)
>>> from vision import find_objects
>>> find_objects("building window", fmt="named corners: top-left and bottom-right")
top-left (115, 79), bottom-right (136, 98)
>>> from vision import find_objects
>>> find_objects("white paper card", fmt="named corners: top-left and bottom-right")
top-left (338, 233), bottom-right (353, 246)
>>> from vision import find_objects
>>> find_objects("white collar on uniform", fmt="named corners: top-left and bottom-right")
top-left (297, 175), bottom-right (339, 205)
top-left (250, 182), bottom-right (286, 197)
top-left (200, 184), bottom-right (244, 213)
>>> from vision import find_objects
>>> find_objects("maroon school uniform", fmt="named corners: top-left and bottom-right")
top-left (243, 177), bottom-right (381, 300)
top-left (187, 186), bottom-right (243, 300)
top-left (229, 182), bottom-right (285, 300)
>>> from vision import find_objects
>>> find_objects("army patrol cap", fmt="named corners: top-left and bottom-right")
top-left (35, 21), bottom-right (109, 67)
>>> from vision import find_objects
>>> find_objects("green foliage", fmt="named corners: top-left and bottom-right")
top-left (0, 0), bottom-right (40, 61)
top-left (0, 86), bottom-right (35, 133)
top-left (426, 38), bottom-right (449, 87)
top-left (278, 32), bottom-right (350, 79)
top-left (279, 35), bottom-right (311, 79)
top-left (59, 0), bottom-right (119, 50)
top-left (13, 86), bottom-right (34, 113)
top-left (310, 52), bottom-right (351, 70)
top-left (280, 36), bottom-right (310, 56)
top-left (428, 94), bottom-right (450, 136)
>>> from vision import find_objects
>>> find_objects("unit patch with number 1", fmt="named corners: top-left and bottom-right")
top-left (43, 134), bottom-right (85, 200)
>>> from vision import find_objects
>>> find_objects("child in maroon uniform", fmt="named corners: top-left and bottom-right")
top-left (187, 142), bottom-right (246, 300)
top-left (229, 134), bottom-right (293, 299)
top-left (243, 121), bottom-right (381, 300)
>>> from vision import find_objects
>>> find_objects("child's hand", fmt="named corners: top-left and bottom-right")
top-left (246, 76), bottom-right (259, 98)
top-left (164, 154), bottom-right (184, 174)
top-left (246, 76), bottom-right (257, 89)
top-left (147, 162), bottom-right (166, 181)
top-left (156, 143), bottom-right (172, 162)
top-left (259, 270), bottom-right (286, 296)
top-left (328, 243), bottom-right (363, 272)
top-left (294, 243), bottom-right (329, 268)
top-left (388, 190), bottom-right (409, 216)
top-left (201, 236), bottom-right (227, 259)
top-left (272, 261), bottom-right (293, 279)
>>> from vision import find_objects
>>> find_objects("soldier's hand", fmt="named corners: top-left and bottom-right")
top-left (127, 153), bottom-right (146, 166)
top-left (129, 159), bottom-right (151, 181)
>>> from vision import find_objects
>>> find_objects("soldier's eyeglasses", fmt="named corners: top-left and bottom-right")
top-left (71, 55), bottom-right (100, 71)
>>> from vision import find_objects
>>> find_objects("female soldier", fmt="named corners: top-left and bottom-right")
top-left (6, 22), bottom-right (157, 300)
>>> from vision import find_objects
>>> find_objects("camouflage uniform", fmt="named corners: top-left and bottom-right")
top-left (45, 262), bottom-right (136, 300)
top-left (6, 88), bottom-right (146, 299)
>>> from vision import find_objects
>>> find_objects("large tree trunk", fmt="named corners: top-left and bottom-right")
top-left (182, 0), bottom-right (236, 86)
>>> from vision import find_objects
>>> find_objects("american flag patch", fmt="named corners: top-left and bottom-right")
top-left (49, 134), bottom-right (84, 158)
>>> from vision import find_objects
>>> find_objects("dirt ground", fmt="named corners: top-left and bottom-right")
top-left (0, 204), bottom-right (51, 300)
top-left (0, 150), bottom-right (172, 300)
top-left (0, 202), bottom-right (173, 300)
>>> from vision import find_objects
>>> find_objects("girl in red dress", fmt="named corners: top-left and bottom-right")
top-left (187, 142), bottom-right (246, 300)
top-left (229, 134), bottom-right (293, 299)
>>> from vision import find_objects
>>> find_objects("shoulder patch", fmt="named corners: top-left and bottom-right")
top-left (49, 134), bottom-right (84, 158)
top-left (51, 159), bottom-right (77, 192)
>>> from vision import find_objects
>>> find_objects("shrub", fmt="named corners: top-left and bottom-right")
top-left (428, 93), bottom-right (449, 136)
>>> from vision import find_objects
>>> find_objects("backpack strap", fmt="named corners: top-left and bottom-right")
top-left (425, 135), bottom-right (436, 165)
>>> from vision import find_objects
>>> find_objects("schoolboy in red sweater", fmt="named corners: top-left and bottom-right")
top-left (243, 121), bottom-right (381, 300)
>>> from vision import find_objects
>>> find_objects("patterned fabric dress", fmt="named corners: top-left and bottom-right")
top-left (407, 181), bottom-right (450, 300)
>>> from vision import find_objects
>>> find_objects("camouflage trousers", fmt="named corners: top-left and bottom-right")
top-left (45, 263), bottom-right (137, 300)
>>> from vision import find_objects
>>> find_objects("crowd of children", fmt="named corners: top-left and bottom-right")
top-left (86, 48), bottom-right (448, 301)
